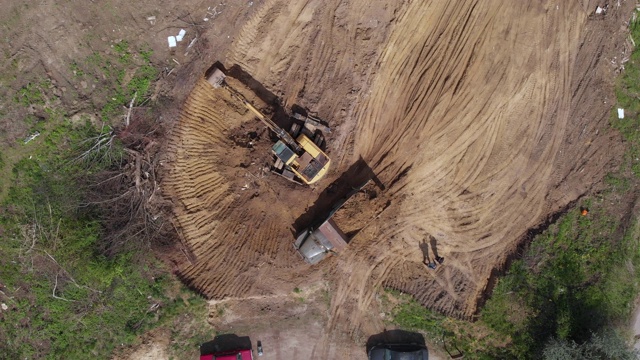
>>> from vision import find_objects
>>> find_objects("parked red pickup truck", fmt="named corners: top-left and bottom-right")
top-left (200, 349), bottom-right (253, 360)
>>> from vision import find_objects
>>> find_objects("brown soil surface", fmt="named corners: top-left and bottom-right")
top-left (164, 0), bottom-right (636, 343)
top-left (6, 0), bottom-right (633, 357)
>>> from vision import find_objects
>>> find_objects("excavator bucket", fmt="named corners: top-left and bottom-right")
top-left (207, 68), bottom-right (226, 89)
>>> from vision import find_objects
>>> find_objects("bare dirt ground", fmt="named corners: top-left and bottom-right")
top-left (206, 283), bottom-right (366, 359)
top-left (2, 0), bottom-right (637, 358)
top-left (163, 0), bottom-right (638, 355)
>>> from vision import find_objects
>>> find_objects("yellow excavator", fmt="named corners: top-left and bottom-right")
top-left (206, 67), bottom-right (330, 185)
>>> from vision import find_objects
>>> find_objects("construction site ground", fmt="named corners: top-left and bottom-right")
top-left (164, 0), bottom-right (636, 354)
top-left (2, 0), bottom-right (637, 358)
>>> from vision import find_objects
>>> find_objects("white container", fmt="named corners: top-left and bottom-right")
top-left (168, 36), bottom-right (177, 48)
top-left (618, 108), bottom-right (625, 119)
top-left (177, 29), bottom-right (186, 42)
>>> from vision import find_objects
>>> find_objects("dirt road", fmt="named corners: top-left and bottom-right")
top-left (160, 0), bottom-right (635, 356)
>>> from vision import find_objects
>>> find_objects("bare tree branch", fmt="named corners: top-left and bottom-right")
top-left (52, 273), bottom-right (75, 302)
top-left (125, 92), bottom-right (137, 127)
top-left (43, 250), bottom-right (102, 294)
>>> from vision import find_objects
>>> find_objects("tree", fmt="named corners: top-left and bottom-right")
top-left (543, 329), bottom-right (638, 360)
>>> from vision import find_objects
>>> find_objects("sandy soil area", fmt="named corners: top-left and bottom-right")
top-left (165, 0), bottom-right (634, 338)
top-left (2, 0), bottom-right (635, 358)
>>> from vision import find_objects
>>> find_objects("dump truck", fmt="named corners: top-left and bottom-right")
top-left (294, 179), bottom-right (371, 264)
top-left (206, 67), bottom-right (331, 185)
top-left (294, 218), bottom-right (348, 264)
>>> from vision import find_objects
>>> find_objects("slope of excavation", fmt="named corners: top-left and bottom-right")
top-left (164, 72), bottom-right (380, 301)
top-left (164, 0), bottom-right (406, 306)
top-left (164, 0), bottom-right (632, 343)
top-left (330, 0), bottom-right (630, 325)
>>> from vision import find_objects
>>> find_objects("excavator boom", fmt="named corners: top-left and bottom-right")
top-left (206, 66), bottom-right (330, 185)
top-left (226, 87), bottom-right (302, 153)
top-left (209, 69), bottom-right (301, 153)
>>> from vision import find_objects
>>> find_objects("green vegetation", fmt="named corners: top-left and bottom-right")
top-left (73, 41), bottom-right (158, 122)
top-left (14, 81), bottom-right (49, 107)
top-left (0, 36), bottom-right (204, 359)
top-left (477, 207), bottom-right (640, 358)
top-left (383, 289), bottom-right (505, 358)
top-left (386, 10), bottom-right (640, 359)
top-left (0, 116), bottom-right (206, 358)
top-left (322, 288), bottom-right (331, 307)
top-left (388, 207), bottom-right (640, 359)
top-left (0, 150), bottom-right (4, 193)
top-left (70, 62), bottom-right (84, 77)
top-left (387, 291), bottom-right (443, 341)
top-left (542, 329), bottom-right (637, 360)
top-left (615, 13), bottom-right (640, 176)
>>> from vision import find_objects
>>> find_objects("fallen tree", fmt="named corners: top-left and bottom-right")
top-left (80, 107), bottom-right (177, 258)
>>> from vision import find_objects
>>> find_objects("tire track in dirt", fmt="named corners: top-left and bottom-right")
top-left (328, 0), bottom-right (593, 326)
top-left (228, 0), bottom-right (405, 169)
top-left (165, 78), bottom-right (326, 299)
top-left (164, 0), bottom-right (406, 323)
top-left (165, 0), bottom-right (632, 348)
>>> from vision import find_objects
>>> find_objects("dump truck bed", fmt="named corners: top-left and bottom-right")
top-left (317, 219), bottom-right (348, 251)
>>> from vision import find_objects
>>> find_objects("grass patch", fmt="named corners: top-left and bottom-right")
top-left (14, 81), bottom-right (49, 107)
top-left (0, 38), bottom-right (184, 359)
top-left (384, 289), bottom-right (505, 359)
top-left (478, 207), bottom-right (639, 358)
top-left (0, 115), bottom-right (204, 358)
top-left (0, 150), bottom-right (4, 192)
top-left (73, 44), bottom-right (157, 122)
top-left (70, 62), bottom-right (84, 77)
top-left (614, 12), bottom-right (640, 176)
top-left (390, 292), bottom-right (443, 339)
top-left (0, 119), bottom-right (162, 358)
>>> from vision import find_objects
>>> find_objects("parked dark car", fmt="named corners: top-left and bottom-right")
top-left (368, 343), bottom-right (429, 360)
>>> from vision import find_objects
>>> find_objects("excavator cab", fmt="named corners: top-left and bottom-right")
top-left (271, 134), bottom-right (330, 184)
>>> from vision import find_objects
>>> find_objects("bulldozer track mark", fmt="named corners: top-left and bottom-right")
top-left (162, 0), bottom-right (632, 346)
top-left (331, 0), bottom-right (606, 320)
top-left (164, 77), bottom-right (318, 300)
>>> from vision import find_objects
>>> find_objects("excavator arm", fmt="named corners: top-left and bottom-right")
top-left (207, 68), bottom-right (301, 153)
top-left (206, 66), bottom-right (330, 185)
